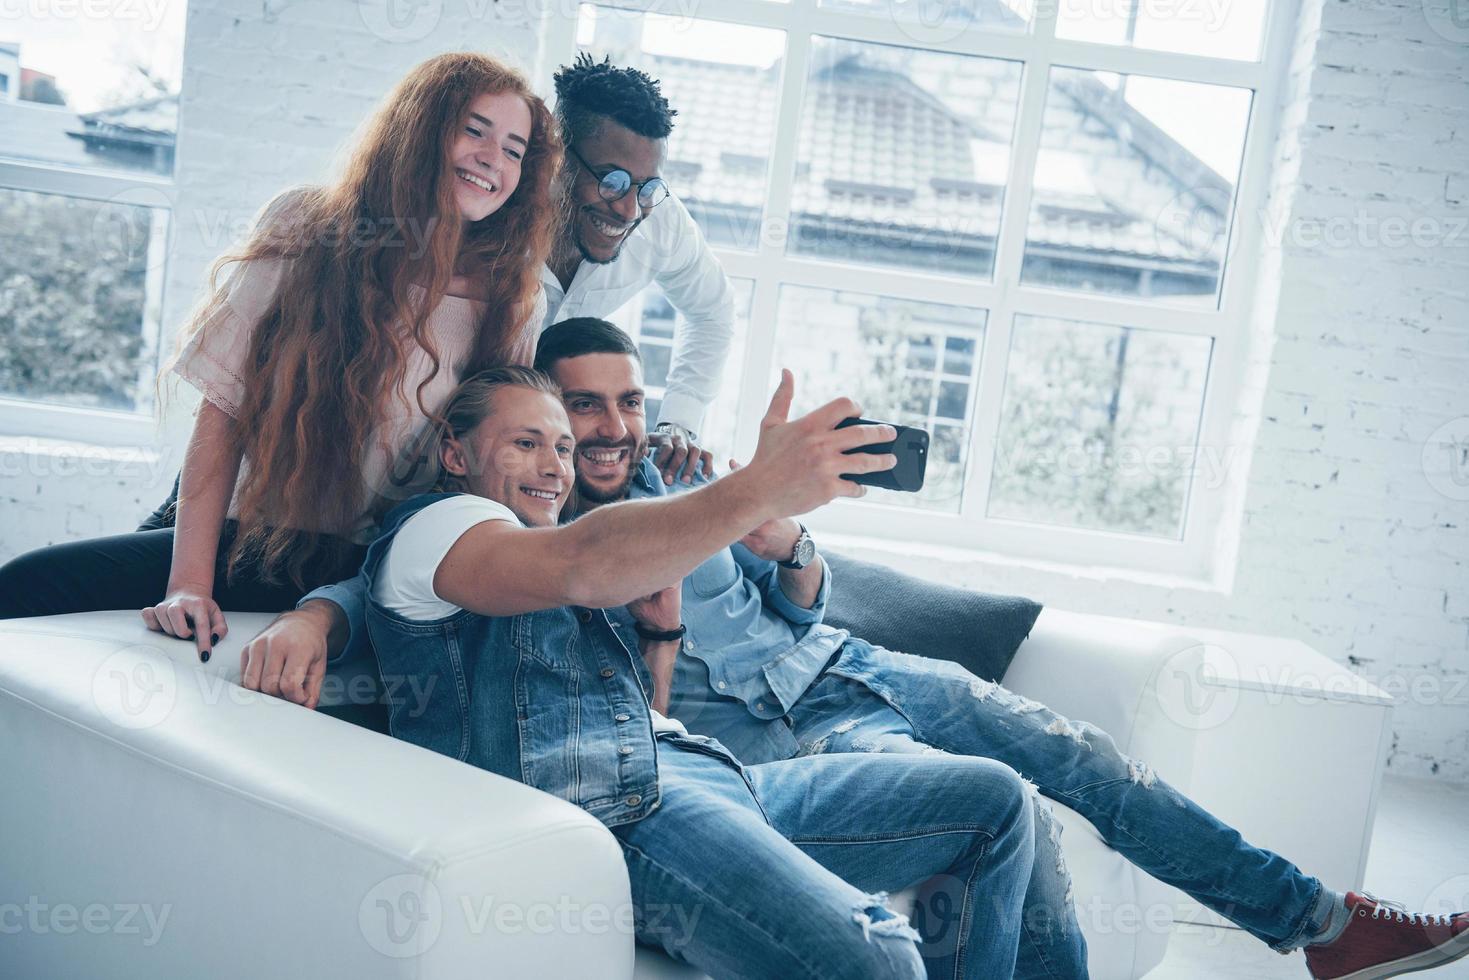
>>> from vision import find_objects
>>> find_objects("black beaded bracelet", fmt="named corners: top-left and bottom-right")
top-left (633, 622), bottom-right (687, 642)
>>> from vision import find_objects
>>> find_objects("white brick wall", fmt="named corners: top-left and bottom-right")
top-left (842, 0), bottom-right (1469, 785)
top-left (2, 0), bottom-right (1466, 784)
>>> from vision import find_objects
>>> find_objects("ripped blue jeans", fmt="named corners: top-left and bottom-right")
top-left (787, 639), bottom-right (1334, 979)
top-left (615, 732), bottom-right (1037, 979)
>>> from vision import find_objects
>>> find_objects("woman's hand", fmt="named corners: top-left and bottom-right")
top-left (142, 586), bottom-right (227, 663)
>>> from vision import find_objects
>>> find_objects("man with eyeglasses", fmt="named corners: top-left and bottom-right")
top-left (542, 53), bottom-right (734, 486)
top-left (136, 54), bottom-right (726, 537)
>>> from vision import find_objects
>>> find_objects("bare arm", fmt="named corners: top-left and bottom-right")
top-left (434, 473), bottom-right (766, 616)
top-left (142, 401), bottom-right (243, 658)
top-left (777, 552), bottom-right (824, 610)
top-left (433, 373), bottom-right (897, 618)
top-left (171, 401), bottom-right (241, 595)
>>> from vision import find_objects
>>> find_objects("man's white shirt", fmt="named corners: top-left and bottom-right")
top-left (539, 193), bottom-right (735, 436)
top-left (373, 494), bottom-right (686, 734)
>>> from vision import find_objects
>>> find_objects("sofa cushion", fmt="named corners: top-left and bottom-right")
top-left (823, 551), bottom-right (1042, 683)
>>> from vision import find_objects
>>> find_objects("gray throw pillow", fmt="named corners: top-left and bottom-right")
top-left (823, 551), bottom-right (1042, 683)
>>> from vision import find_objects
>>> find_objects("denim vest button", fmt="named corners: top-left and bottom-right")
top-left (625, 795), bottom-right (642, 807)
top-left (615, 713), bottom-right (631, 722)
top-left (756, 701), bottom-right (766, 712)
top-left (717, 681), bottom-right (727, 690)
top-left (600, 668), bottom-right (615, 678)
top-left (619, 746), bottom-right (634, 756)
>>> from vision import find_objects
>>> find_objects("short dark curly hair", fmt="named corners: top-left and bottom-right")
top-left (553, 52), bottom-right (677, 148)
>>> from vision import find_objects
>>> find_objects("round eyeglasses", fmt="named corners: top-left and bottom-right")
top-left (569, 144), bottom-right (669, 210)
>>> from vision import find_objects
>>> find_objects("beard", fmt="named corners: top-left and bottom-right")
top-left (574, 435), bottom-right (648, 505)
top-left (573, 207), bottom-right (642, 266)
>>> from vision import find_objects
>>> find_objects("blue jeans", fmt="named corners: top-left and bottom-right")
top-left (615, 733), bottom-right (1037, 979)
top-left (788, 640), bottom-right (1336, 978)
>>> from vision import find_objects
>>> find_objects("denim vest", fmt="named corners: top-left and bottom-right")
top-left (363, 491), bottom-right (738, 828)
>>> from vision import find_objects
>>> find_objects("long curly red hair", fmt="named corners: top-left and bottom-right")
top-left (176, 52), bottom-right (563, 587)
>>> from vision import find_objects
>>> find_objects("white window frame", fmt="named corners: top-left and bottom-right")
top-left (0, 125), bottom-right (176, 448)
top-left (551, 0), bottom-right (1297, 580)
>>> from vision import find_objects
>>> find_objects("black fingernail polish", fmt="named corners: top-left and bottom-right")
top-left (200, 650), bottom-right (211, 663)
top-left (212, 633), bottom-right (220, 645)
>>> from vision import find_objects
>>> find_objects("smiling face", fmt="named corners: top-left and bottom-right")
top-left (564, 118), bottom-right (666, 265)
top-left (547, 352), bottom-right (648, 506)
top-left (449, 90), bottom-right (533, 223)
top-left (441, 386), bottom-right (575, 527)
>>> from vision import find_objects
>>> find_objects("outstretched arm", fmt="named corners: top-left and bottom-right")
top-left (433, 373), bottom-right (896, 618)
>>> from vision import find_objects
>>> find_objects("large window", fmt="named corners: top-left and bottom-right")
top-left (549, 0), bottom-right (1287, 575)
top-left (0, 6), bottom-right (185, 436)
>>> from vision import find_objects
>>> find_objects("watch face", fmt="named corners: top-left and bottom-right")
top-left (795, 535), bottom-right (816, 566)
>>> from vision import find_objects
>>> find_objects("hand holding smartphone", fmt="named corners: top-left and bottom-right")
top-left (835, 417), bottom-right (929, 492)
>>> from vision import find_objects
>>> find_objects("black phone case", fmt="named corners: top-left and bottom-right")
top-left (836, 417), bottom-right (929, 492)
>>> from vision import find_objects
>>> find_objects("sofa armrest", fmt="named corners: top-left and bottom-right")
top-left (1000, 607), bottom-right (1208, 794)
top-left (0, 618), bottom-right (636, 980)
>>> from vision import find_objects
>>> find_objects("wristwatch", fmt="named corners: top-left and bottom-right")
top-left (655, 421), bottom-right (699, 443)
top-left (779, 524), bottom-right (816, 570)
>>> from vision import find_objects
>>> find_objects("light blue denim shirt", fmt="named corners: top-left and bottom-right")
top-left (606, 459), bottom-right (848, 762)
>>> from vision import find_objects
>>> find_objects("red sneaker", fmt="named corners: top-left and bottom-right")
top-left (1305, 891), bottom-right (1469, 979)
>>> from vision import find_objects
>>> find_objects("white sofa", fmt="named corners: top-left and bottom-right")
top-left (0, 606), bottom-right (1209, 979)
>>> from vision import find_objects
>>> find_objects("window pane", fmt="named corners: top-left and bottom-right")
top-left (0, 12), bottom-right (184, 178)
top-left (0, 187), bottom-right (165, 412)
top-left (600, 279), bottom-right (754, 460)
top-left (819, 0), bottom-right (1033, 37)
top-left (577, 5), bottom-right (784, 251)
top-left (988, 315), bottom-right (1212, 538)
top-left (776, 286), bottom-right (985, 513)
top-left (789, 37), bottom-right (1022, 278)
top-left (1020, 68), bottom-right (1251, 307)
top-left (1055, 0), bottom-right (1267, 62)
top-left (641, 341), bottom-right (673, 390)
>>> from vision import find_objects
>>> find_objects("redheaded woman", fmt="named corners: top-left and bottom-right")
top-left (0, 53), bottom-right (564, 664)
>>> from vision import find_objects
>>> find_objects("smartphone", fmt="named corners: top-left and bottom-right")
top-left (835, 417), bottom-right (929, 492)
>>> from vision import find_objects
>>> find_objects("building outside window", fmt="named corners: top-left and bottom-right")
top-left (546, 0), bottom-right (1286, 576)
